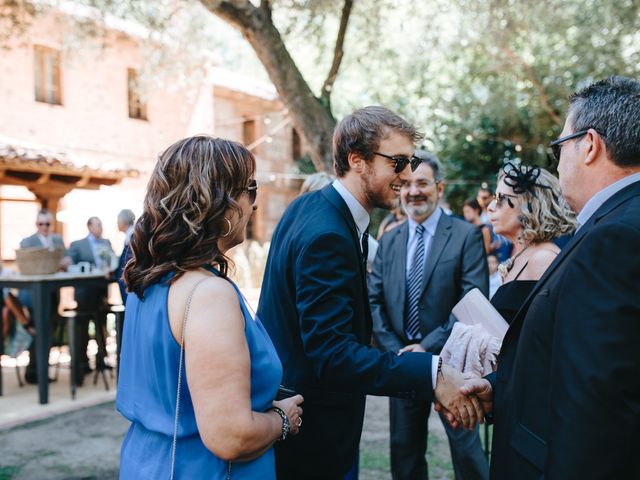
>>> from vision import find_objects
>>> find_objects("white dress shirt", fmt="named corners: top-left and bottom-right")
top-left (332, 180), bottom-right (370, 252)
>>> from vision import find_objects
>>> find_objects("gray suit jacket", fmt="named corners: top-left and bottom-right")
top-left (67, 237), bottom-right (114, 307)
top-left (369, 211), bottom-right (488, 354)
top-left (20, 233), bottom-right (66, 250)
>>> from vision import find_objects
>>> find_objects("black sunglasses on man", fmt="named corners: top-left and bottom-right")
top-left (373, 151), bottom-right (422, 174)
top-left (548, 129), bottom-right (593, 162)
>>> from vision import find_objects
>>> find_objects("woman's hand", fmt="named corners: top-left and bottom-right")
top-left (273, 394), bottom-right (304, 435)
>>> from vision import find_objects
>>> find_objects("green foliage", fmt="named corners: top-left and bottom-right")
top-left (0, 465), bottom-right (21, 480)
top-left (330, 0), bottom-right (640, 213)
top-left (295, 154), bottom-right (317, 174)
top-left (3, 0), bottom-right (638, 212)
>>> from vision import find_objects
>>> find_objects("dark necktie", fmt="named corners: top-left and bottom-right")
top-left (361, 231), bottom-right (369, 268)
top-left (405, 224), bottom-right (425, 340)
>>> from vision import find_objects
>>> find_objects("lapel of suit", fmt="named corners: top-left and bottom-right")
top-left (420, 212), bottom-right (452, 296)
top-left (321, 185), bottom-right (368, 284)
top-left (504, 180), bottom-right (640, 344)
top-left (389, 222), bottom-right (409, 330)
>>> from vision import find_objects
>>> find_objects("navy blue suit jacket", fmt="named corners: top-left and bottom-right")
top-left (116, 243), bottom-right (132, 304)
top-left (258, 185), bottom-right (433, 478)
top-left (487, 180), bottom-right (640, 479)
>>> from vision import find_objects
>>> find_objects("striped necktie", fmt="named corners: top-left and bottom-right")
top-left (405, 224), bottom-right (425, 340)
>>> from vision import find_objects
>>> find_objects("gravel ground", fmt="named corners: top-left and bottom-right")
top-left (0, 396), bottom-right (461, 479)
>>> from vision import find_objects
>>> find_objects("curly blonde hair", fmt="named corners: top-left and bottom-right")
top-left (125, 135), bottom-right (255, 298)
top-left (498, 165), bottom-right (576, 244)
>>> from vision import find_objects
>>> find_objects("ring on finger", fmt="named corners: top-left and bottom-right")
top-left (297, 417), bottom-right (302, 427)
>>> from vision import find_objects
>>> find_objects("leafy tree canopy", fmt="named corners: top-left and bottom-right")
top-left (2, 0), bottom-right (639, 210)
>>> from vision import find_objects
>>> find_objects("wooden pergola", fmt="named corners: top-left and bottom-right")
top-left (0, 143), bottom-right (138, 234)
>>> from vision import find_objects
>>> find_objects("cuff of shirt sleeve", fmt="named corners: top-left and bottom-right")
top-left (431, 354), bottom-right (439, 390)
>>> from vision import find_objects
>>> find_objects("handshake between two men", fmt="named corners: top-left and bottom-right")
top-left (399, 344), bottom-right (493, 430)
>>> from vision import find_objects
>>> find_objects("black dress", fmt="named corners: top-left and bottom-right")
top-left (490, 260), bottom-right (537, 324)
top-left (487, 263), bottom-right (537, 464)
top-left (490, 280), bottom-right (536, 324)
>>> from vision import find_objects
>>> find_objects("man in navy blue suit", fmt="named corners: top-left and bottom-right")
top-left (115, 209), bottom-right (135, 304)
top-left (258, 106), bottom-right (483, 480)
top-left (460, 76), bottom-right (640, 479)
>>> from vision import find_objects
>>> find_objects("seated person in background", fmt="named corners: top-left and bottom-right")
top-left (18, 209), bottom-right (69, 384)
top-left (1, 280), bottom-right (33, 358)
top-left (67, 217), bottom-right (117, 382)
top-left (117, 135), bottom-right (303, 479)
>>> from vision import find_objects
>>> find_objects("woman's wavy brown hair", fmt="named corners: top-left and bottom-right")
top-left (125, 135), bottom-right (255, 298)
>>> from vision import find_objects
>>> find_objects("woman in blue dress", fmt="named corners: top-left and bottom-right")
top-left (116, 135), bottom-right (304, 479)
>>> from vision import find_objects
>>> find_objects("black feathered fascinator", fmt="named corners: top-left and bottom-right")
top-left (502, 161), bottom-right (551, 196)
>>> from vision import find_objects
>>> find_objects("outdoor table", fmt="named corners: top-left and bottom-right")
top-left (0, 271), bottom-right (109, 404)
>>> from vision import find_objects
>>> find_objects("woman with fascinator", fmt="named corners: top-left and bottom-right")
top-left (487, 162), bottom-right (576, 324)
top-left (439, 162), bottom-right (576, 401)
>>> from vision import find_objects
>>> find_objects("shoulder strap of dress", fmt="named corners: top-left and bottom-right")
top-left (170, 276), bottom-right (209, 480)
top-left (512, 260), bottom-right (530, 280)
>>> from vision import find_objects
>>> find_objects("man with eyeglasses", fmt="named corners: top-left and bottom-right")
top-left (20, 210), bottom-right (66, 252)
top-left (459, 76), bottom-right (640, 479)
top-left (18, 209), bottom-right (68, 384)
top-left (370, 150), bottom-right (489, 480)
top-left (259, 106), bottom-right (485, 480)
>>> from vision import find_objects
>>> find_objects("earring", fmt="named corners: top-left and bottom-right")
top-left (222, 218), bottom-right (232, 237)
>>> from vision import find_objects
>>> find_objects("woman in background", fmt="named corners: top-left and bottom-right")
top-left (117, 135), bottom-right (303, 479)
top-left (462, 198), bottom-right (493, 254)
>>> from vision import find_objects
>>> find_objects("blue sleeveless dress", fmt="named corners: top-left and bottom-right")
top-left (116, 267), bottom-right (282, 479)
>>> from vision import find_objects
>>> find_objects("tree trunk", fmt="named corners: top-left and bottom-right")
top-left (201, 0), bottom-right (336, 172)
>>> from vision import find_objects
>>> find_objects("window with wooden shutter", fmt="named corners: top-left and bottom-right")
top-left (127, 68), bottom-right (148, 120)
top-left (34, 45), bottom-right (62, 105)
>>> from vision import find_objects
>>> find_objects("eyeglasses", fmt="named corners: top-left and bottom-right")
top-left (549, 129), bottom-right (590, 162)
top-left (243, 180), bottom-right (258, 204)
top-left (37, 222), bottom-right (51, 227)
top-left (373, 152), bottom-right (422, 174)
top-left (400, 179), bottom-right (438, 190)
top-left (490, 192), bottom-right (518, 209)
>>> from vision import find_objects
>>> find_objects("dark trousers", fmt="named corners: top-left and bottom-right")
top-left (275, 443), bottom-right (344, 480)
top-left (390, 397), bottom-right (488, 480)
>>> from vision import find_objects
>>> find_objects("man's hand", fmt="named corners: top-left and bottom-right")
top-left (434, 363), bottom-right (484, 430)
top-left (461, 377), bottom-right (493, 416)
top-left (397, 343), bottom-right (426, 354)
top-left (437, 376), bottom-right (493, 429)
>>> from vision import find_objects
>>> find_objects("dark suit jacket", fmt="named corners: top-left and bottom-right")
top-left (67, 237), bottom-right (114, 308)
top-left (18, 233), bottom-right (66, 309)
top-left (488, 180), bottom-right (640, 480)
top-left (116, 243), bottom-right (132, 304)
top-left (258, 185), bottom-right (434, 478)
top-left (369, 212), bottom-right (488, 354)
